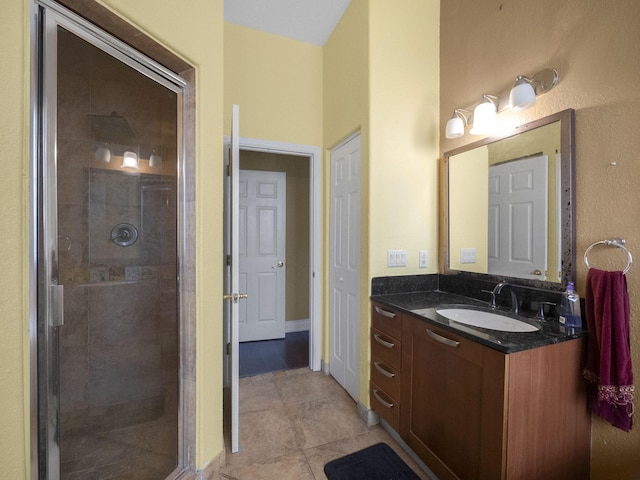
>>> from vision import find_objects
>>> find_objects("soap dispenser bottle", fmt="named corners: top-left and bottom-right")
top-left (559, 281), bottom-right (582, 328)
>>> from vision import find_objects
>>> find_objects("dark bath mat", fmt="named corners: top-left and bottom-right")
top-left (324, 442), bottom-right (421, 480)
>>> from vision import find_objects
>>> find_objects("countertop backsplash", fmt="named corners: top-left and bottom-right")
top-left (372, 273), bottom-right (567, 320)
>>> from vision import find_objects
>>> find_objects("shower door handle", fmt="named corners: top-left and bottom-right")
top-left (49, 284), bottom-right (64, 327)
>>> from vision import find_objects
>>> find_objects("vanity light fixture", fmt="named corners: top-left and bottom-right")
top-left (446, 68), bottom-right (559, 139)
top-left (95, 144), bottom-right (111, 163)
top-left (469, 95), bottom-right (498, 135)
top-left (149, 150), bottom-right (162, 168)
top-left (121, 150), bottom-right (139, 169)
top-left (509, 69), bottom-right (558, 111)
top-left (445, 109), bottom-right (470, 139)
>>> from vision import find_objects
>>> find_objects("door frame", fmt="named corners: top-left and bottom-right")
top-left (29, 1), bottom-right (196, 478)
top-left (223, 136), bottom-right (322, 374)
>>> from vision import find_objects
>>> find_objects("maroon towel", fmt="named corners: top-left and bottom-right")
top-left (583, 268), bottom-right (634, 431)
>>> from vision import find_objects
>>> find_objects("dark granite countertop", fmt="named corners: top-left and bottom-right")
top-left (371, 290), bottom-right (584, 354)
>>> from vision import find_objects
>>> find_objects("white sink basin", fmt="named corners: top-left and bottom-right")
top-left (436, 308), bottom-right (539, 333)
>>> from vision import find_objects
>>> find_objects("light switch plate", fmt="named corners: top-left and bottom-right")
top-left (460, 248), bottom-right (477, 264)
top-left (387, 249), bottom-right (407, 267)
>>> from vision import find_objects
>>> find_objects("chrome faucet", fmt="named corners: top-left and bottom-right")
top-left (490, 282), bottom-right (520, 314)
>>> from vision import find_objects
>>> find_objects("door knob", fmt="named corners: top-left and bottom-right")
top-left (532, 269), bottom-right (542, 276)
top-left (223, 293), bottom-right (248, 303)
top-left (272, 261), bottom-right (285, 269)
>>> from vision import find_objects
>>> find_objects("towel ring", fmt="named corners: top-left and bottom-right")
top-left (584, 238), bottom-right (633, 274)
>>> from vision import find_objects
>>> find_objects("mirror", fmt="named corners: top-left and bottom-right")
top-left (441, 109), bottom-right (575, 288)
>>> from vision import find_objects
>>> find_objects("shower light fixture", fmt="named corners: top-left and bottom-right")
top-left (446, 68), bottom-right (559, 139)
top-left (121, 151), bottom-right (139, 169)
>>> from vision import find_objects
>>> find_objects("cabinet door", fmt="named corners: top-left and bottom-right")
top-left (401, 315), bottom-right (507, 480)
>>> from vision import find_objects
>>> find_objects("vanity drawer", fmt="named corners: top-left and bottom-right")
top-left (370, 380), bottom-right (400, 431)
top-left (371, 327), bottom-right (402, 370)
top-left (371, 303), bottom-right (402, 339)
top-left (370, 359), bottom-right (401, 401)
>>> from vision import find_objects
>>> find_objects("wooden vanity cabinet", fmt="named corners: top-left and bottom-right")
top-left (396, 312), bottom-right (590, 480)
top-left (370, 302), bottom-right (403, 431)
top-left (401, 316), bottom-right (506, 480)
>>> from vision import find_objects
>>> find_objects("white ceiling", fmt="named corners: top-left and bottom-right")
top-left (224, 0), bottom-right (352, 46)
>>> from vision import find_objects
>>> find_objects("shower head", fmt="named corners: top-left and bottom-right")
top-left (88, 111), bottom-right (135, 142)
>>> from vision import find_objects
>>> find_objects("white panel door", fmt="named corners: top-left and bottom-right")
top-left (330, 134), bottom-right (361, 401)
top-left (239, 170), bottom-right (286, 342)
top-left (488, 155), bottom-right (548, 280)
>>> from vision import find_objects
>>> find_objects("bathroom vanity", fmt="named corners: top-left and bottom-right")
top-left (370, 292), bottom-right (590, 480)
top-left (368, 108), bottom-right (587, 478)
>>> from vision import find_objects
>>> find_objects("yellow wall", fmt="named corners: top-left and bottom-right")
top-left (0, 0), bottom-right (225, 476)
top-left (440, 1), bottom-right (640, 478)
top-left (0, 0), bottom-right (30, 477)
top-left (368, 1), bottom-right (440, 278)
top-left (323, 1), bottom-right (369, 149)
top-left (448, 147), bottom-right (489, 272)
top-left (223, 23), bottom-right (323, 146)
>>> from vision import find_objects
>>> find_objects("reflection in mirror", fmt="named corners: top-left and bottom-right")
top-left (442, 109), bottom-right (575, 288)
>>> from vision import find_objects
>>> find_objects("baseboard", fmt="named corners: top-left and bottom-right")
top-left (378, 418), bottom-right (438, 480)
top-left (195, 450), bottom-right (226, 480)
top-left (357, 402), bottom-right (379, 427)
top-left (285, 318), bottom-right (310, 333)
top-left (321, 359), bottom-right (330, 375)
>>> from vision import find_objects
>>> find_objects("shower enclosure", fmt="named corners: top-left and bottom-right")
top-left (35, 4), bottom-right (187, 479)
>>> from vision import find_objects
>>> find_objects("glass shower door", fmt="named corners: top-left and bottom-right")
top-left (38, 8), bottom-right (182, 479)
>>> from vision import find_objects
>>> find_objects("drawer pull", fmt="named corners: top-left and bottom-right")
top-left (374, 333), bottom-right (395, 349)
top-left (426, 329), bottom-right (460, 348)
top-left (373, 389), bottom-right (394, 409)
top-left (374, 361), bottom-right (396, 379)
top-left (375, 306), bottom-right (397, 319)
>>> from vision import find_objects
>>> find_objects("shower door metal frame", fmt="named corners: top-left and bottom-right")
top-left (31, 1), bottom-right (190, 478)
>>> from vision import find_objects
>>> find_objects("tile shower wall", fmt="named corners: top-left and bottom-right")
top-left (55, 27), bottom-right (178, 476)
top-left (60, 171), bottom-right (177, 434)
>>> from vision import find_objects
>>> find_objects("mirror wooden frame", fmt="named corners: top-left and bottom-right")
top-left (439, 108), bottom-right (575, 290)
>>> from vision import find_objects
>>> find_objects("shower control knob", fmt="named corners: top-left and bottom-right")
top-left (110, 223), bottom-right (139, 247)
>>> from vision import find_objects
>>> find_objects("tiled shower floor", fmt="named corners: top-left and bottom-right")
top-left (60, 413), bottom-right (177, 480)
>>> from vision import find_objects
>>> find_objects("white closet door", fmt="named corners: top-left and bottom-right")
top-left (329, 134), bottom-right (361, 401)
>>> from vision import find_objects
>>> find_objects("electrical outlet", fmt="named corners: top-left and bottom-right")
top-left (419, 250), bottom-right (429, 268)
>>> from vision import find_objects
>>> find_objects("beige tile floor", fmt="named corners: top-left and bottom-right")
top-left (221, 368), bottom-right (431, 480)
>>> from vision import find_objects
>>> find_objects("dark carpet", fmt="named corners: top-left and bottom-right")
top-left (324, 442), bottom-right (421, 480)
